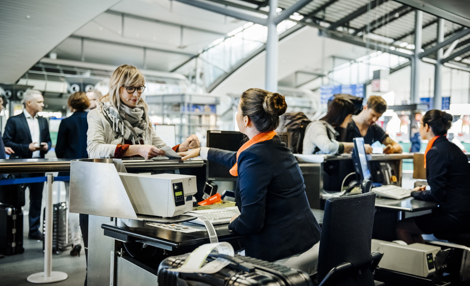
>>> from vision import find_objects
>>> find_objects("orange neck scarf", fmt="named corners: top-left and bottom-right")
top-left (424, 135), bottom-right (440, 168)
top-left (229, 130), bottom-right (277, 177)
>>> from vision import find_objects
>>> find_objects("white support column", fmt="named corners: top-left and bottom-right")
top-left (265, 0), bottom-right (278, 93)
top-left (433, 18), bottom-right (444, 110)
top-left (411, 10), bottom-right (423, 104)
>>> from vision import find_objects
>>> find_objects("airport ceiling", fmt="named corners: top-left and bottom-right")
top-left (4, 0), bottom-right (470, 87)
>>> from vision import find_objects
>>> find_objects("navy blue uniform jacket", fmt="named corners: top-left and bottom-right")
top-left (208, 138), bottom-right (321, 262)
top-left (3, 113), bottom-right (51, 158)
top-left (412, 136), bottom-right (470, 213)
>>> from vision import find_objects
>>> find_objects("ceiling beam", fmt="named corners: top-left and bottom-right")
top-left (105, 10), bottom-right (226, 36)
top-left (420, 28), bottom-right (470, 58)
top-left (274, 0), bottom-right (313, 25)
top-left (328, 0), bottom-right (389, 31)
top-left (422, 27), bottom-right (465, 50)
top-left (394, 19), bottom-right (437, 42)
top-left (441, 45), bottom-right (470, 63)
top-left (353, 5), bottom-right (412, 36)
top-left (69, 35), bottom-right (195, 57)
top-left (304, 0), bottom-right (339, 19)
top-left (174, 0), bottom-right (267, 26)
top-left (319, 30), bottom-right (413, 58)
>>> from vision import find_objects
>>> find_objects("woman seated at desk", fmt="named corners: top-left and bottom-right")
top-left (87, 64), bottom-right (199, 159)
top-left (397, 110), bottom-right (470, 244)
top-left (302, 96), bottom-right (372, 155)
top-left (180, 88), bottom-right (321, 266)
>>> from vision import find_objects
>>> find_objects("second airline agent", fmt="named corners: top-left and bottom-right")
top-left (181, 88), bottom-right (321, 270)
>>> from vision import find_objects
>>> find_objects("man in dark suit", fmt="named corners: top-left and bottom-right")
top-left (3, 89), bottom-right (51, 240)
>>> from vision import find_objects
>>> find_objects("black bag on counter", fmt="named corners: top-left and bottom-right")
top-left (157, 253), bottom-right (313, 286)
top-left (0, 203), bottom-right (25, 255)
top-left (42, 202), bottom-right (70, 254)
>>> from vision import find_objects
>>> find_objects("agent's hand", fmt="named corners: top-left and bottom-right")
top-left (383, 144), bottom-right (394, 154)
top-left (364, 144), bottom-right (373, 154)
top-left (179, 148), bottom-right (201, 161)
top-left (179, 135), bottom-right (200, 152)
top-left (413, 185), bottom-right (426, 192)
top-left (29, 142), bottom-right (40, 151)
top-left (39, 142), bottom-right (48, 152)
top-left (138, 145), bottom-right (165, 160)
top-left (5, 147), bottom-right (14, 155)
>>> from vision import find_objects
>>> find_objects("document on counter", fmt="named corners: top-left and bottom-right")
top-left (161, 146), bottom-right (182, 159)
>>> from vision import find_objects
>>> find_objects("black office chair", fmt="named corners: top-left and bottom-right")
top-left (315, 192), bottom-right (383, 286)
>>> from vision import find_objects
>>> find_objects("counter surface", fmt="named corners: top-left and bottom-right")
top-left (0, 158), bottom-right (205, 173)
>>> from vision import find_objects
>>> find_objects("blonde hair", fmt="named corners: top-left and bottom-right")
top-left (101, 64), bottom-right (152, 128)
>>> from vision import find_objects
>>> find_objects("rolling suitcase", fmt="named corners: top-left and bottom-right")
top-left (42, 202), bottom-right (70, 254)
top-left (158, 253), bottom-right (313, 286)
top-left (0, 203), bottom-right (25, 255)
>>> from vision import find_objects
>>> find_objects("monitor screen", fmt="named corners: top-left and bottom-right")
top-left (206, 131), bottom-right (248, 181)
top-left (277, 132), bottom-right (292, 151)
top-left (352, 137), bottom-right (371, 182)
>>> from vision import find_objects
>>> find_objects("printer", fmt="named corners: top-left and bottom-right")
top-left (372, 239), bottom-right (441, 277)
top-left (119, 173), bottom-right (197, 218)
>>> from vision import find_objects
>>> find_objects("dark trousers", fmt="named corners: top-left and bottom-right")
top-left (28, 181), bottom-right (44, 236)
top-left (80, 213), bottom-right (89, 286)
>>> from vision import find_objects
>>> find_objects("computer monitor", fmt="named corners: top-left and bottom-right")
top-left (206, 131), bottom-right (248, 181)
top-left (352, 137), bottom-right (372, 191)
top-left (277, 131), bottom-right (292, 151)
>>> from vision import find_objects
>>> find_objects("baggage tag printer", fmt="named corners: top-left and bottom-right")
top-left (118, 173), bottom-right (197, 220)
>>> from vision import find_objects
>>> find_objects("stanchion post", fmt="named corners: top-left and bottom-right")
top-left (27, 173), bottom-right (68, 283)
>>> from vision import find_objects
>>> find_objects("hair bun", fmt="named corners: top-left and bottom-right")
top-left (442, 111), bottom-right (453, 129)
top-left (264, 92), bottom-right (287, 117)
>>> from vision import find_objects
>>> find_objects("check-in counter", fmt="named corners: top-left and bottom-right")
top-left (298, 154), bottom-right (414, 209)
top-left (69, 158), bottom-right (223, 286)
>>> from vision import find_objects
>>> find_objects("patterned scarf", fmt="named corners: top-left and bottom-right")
top-left (100, 101), bottom-right (149, 144)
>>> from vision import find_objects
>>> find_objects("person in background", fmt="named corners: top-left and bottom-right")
top-left (0, 91), bottom-right (15, 158)
top-left (55, 92), bottom-right (90, 257)
top-left (303, 96), bottom-right (372, 155)
top-left (180, 88), bottom-right (321, 274)
top-left (3, 89), bottom-right (52, 240)
top-left (86, 89), bottom-right (102, 110)
top-left (410, 124), bottom-right (421, 152)
top-left (345, 95), bottom-right (402, 154)
top-left (396, 110), bottom-right (470, 243)
top-left (87, 64), bottom-right (199, 159)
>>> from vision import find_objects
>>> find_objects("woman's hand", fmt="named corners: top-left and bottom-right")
top-left (178, 148), bottom-right (201, 161)
top-left (364, 144), bottom-right (373, 154)
top-left (136, 145), bottom-right (165, 159)
top-left (179, 134), bottom-right (200, 152)
top-left (413, 185), bottom-right (426, 192)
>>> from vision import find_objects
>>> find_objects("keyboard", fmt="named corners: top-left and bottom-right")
top-left (188, 207), bottom-right (240, 225)
top-left (372, 185), bottom-right (411, 200)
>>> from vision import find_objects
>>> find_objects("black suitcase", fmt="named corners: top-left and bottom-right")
top-left (158, 253), bottom-right (313, 286)
top-left (0, 176), bottom-right (26, 208)
top-left (0, 203), bottom-right (25, 255)
top-left (42, 202), bottom-right (70, 254)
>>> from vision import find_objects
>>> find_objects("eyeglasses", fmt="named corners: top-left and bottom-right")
top-left (123, 85), bottom-right (146, 94)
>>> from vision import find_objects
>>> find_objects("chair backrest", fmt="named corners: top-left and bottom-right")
top-left (317, 192), bottom-right (377, 286)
